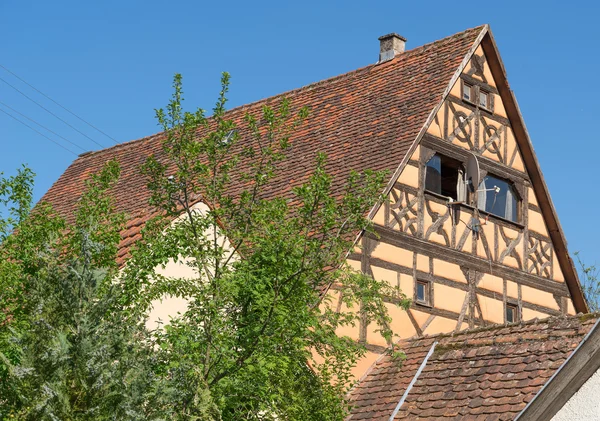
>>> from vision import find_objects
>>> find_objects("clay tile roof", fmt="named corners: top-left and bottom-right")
top-left (40, 25), bottom-right (485, 265)
top-left (347, 315), bottom-right (599, 420)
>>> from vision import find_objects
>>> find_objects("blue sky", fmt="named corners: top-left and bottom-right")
top-left (0, 0), bottom-right (598, 265)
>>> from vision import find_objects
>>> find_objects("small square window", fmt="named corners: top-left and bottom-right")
top-left (463, 84), bottom-right (472, 102)
top-left (479, 91), bottom-right (489, 109)
top-left (506, 303), bottom-right (519, 323)
top-left (415, 280), bottom-right (431, 306)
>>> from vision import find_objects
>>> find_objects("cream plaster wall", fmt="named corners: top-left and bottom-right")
top-left (144, 202), bottom-right (236, 330)
top-left (551, 367), bottom-right (600, 421)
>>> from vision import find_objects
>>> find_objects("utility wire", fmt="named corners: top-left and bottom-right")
top-left (0, 74), bottom-right (106, 149)
top-left (0, 107), bottom-right (78, 156)
top-left (0, 63), bottom-right (119, 145)
top-left (0, 100), bottom-right (86, 152)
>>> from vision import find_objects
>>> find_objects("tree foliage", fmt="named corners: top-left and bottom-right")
top-left (0, 73), bottom-right (409, 420)
top-left (0, 163), bottom-right (163, 420)
top-left (575, 252), bottom-right (600, 312)
top-left (121, 73), bottom-right (410, 420)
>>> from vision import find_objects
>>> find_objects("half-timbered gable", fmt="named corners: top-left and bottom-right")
top-left (337, 28), bottom-right (587, 375)
top-left (40, 25), bottom-right (586, 382)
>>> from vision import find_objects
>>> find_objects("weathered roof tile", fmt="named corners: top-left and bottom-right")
top-left (40, 26), bottom-right (484, 264)
top-left (347, 315), bottom-right (598, 420)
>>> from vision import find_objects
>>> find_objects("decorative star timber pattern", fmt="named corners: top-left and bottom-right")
top-left (348, 315), bottom-right (598, 420)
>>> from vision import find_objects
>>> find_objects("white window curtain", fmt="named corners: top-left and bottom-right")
top-left (505, 187), bottom-right (514, 221)
top-left (456, 167), bottom-right (466, 202)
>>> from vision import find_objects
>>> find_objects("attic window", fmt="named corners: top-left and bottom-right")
top-left (477, 175), bottom-right (519, 222)
top-left (479, 90), bottom-right (489, 109)
top-left (463, 83), bottom-right (473, 102)
top-left (425, 154), bottom-right (466, 201)
top-left (506, 303), bottom-right (519, 323)
top-left (415, 280), bottom-right (431, 306)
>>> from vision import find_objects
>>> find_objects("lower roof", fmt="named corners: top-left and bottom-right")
top-left (348, 314), bottom-right (598, 420)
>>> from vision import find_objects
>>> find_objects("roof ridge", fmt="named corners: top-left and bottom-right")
top-left (401, 313), bottom-right (599, 345)
top-left (72, 24), bottom-right (487, 163)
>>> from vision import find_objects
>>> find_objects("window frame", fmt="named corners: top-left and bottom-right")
top-left (460, 79), bottom-right (494, 113)
top-left (415, 279), bottom-right (432, 307)
top-left (505, 302), bottom-right (520, 324)
top-left (479, 89), bottom-right (491, 110)
top-left (462, 81), bottom-right (473, 104)
top-left (424, 153), bottom-right (466, 202)
top-left (476, 173), bottom-right (521, 224)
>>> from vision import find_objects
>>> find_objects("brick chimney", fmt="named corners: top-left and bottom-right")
top-left (378, 33), bottom-right (406, 62)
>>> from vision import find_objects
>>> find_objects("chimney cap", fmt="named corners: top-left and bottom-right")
top-left (378, 33), bottom-right (407, 42)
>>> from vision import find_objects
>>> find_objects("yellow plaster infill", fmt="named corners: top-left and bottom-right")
top-left (477, 294), bottom-right (504, 324)
top-left (528, 187), bottom-right (538, 206)
top-left (506, 280), bottom-right (519, 298)
top-left (411, 145), bottom-right (421, 161)
top-left (427, 103), bottom-right (447, 139)
top-left (370, 241), bottom-right (413, 266)
top-left (351, 350), bottom-right (382, 382)
top-left (522, 307), bottom-right (551, 321)
top-left (367, 306), bottom-right (417, 348)
top-left (478, 273), bottom-right (504, 295)
top-left (386, 304), bottom-right (417, 338)
top-left (370, 266), bottom-right (414, 294)
top-left (410, 308), bottom-right (431, 327)
top-left (553, 258), bottom-right (565, 283)
top-left (521, 285), bottom-right (560, 311)
top-left (511, 148), bottom-right (525, 172)
top-left (450, 78), bottom-right (461, 98)
top-left (472, 46), bottom-right (496, 88)
top-left (346, 258), bottom-right (361, 272)
top-left (567, 300), bottom-right (576, 315)
top-left (476, 221), bottom-right (495, 259)
top-left (423, 316), bottom-right (457, 335)
top-left (396, 164), bottom-right (419, 188)
top-left (372, 204), bottom-right (386, 226)
top-left (366, 322), bottom-right (389, 348)
top-left (528, 209), bottom-right (550, 237)
top-left (494, 93), bottom-right (507, 118)
top-left (434, 284), bottom-right (467, 314)
top-left (433, 258), bottom-right (467, 283)
top-left (416, 254), bottom-right (429, 273)
top-left (329, 296), bottom-right (362, 342)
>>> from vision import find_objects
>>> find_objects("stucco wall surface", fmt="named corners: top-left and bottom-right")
top-left (551, 367), bottom-right (600, 421)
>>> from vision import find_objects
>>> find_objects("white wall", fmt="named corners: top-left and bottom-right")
top-left (552, 367), bottom-right (600, 421)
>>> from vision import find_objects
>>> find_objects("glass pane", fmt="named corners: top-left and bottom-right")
top-left (425, 155), bottom-right (442, 194)
top-left (416, 282), bottom-right (426, 302)
top-left (477, 175), bottom-right (518, 222)
top-left (463, 85), bottom-right (471, 101)
top-left (506, 306), bottom-right (515, 323)
top-left (479, 91), bottom-right (488, 108)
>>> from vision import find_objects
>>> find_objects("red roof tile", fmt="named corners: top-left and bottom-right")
top-left (348, 315), bottom-right (599, 420)
top-left (40, 26), bottom-right (484, 265)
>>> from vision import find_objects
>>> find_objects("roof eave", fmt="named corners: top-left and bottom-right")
top-left (515, 317), bottom-right (600, 420)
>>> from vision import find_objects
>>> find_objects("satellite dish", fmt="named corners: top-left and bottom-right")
top-left (466, 153), bottom-right (480, 194)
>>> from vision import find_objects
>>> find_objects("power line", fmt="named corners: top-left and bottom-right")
top-left (0, 63), bottom-right (119, 145)
top-left (0, 74), bottom-right (107, 149)
top-left (0, 100), bottom-right (86, 152)
top-left (0, 106), bottom-right (78, 156)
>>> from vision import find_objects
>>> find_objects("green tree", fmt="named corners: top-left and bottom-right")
top-left (575, 252), bottom-right (600, 312)
top-left (0, 164), bottom-right (220, 420)
top-left (121, 73), bottom-right (410, 420)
